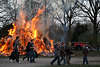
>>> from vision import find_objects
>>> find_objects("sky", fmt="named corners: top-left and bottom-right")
top-left (17, 0), bottom-right (24, 5)
top-left (17, 0), bottom-right (42, 5)
top-left (0, 0), bottom-right (86, 27)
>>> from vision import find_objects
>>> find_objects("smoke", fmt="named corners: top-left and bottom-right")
top-left (17, 4), bottom-right (64, 43)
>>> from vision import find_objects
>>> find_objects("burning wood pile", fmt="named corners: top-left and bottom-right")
top-left (0, 6), bottom-right (54, 56)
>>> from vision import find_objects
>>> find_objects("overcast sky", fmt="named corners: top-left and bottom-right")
top-left (17, 0), bottom-right (24, 5)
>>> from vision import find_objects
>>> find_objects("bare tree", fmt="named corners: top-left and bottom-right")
top-left (77, 0), bottom-right (100, 45)
top-left (52, 0), bottom-right (78, 43)
top-left (0, 0), bottom-right (18, 27)
top-left (24, 0), bottom-right (42, 20)
top-left (0, 0), bottom-right (18, 38)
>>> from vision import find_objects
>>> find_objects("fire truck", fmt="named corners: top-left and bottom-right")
top-left (71, 42), bottom-right (88, 50)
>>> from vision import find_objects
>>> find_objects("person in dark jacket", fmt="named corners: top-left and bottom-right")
top-left (50, 42), bottom-right (60, 65)
top-left (28, 39), bottom-right (36, 63)
top-left (83, 46), bottom-right (88, 64)
top-left (9, 36), bottom-right (20, 63)
top-left (59, 42), bottom-right (66, 64)
top-left (23, 42), bottom-right (31, 61)
top-left (65, 45), bottom-right (73, 64)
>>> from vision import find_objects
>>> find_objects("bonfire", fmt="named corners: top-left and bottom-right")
top-left (0, 6), bottom-right (54, 56)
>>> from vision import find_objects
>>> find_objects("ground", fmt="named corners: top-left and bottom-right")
top-left (0, 56), bottom-right (100, 67)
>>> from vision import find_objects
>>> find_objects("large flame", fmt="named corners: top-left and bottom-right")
top-left (8, 23), bottom-right (16, 36)
top-left (0, 6), bottom-right (54, 56)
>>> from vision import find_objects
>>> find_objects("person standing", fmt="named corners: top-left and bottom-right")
top-left (23, 42), bottom-right (31, 61)
top-left (83, 46), bottom-right (88, 64)
top-left (28, 39), bottom-right (35, 63)
top-left (65, 47), bottom-right (71, 64)
top-left (64, 42), bottom-right (73, 64)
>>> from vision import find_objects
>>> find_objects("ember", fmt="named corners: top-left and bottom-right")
top-left (0, 6), bottom-right (54, 56)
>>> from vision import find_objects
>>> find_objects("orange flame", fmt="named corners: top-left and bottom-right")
top-left (8, 23), bottom-right (16, 36)
top-left (50, 40), bottom-right (54, 52)
top-left (0, 6), bottom-right (54, 56)
top-left (34, 30), bottom-right (37, 38)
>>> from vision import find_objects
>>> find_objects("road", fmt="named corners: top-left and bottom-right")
top-left (0, 56), bottom-right (100, 67)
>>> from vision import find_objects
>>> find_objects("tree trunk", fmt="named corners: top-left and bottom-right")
top-left (93, 22), bottom-right (98, 45)
top-left (67, 22), bottom-right (72, 42)
top-left (62, 24), bottom-right (68, 44)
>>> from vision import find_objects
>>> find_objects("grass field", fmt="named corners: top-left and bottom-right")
top-left (72, 50), bottom-right (100, 57)
top-left (41, 64), bottom-right (100, 67)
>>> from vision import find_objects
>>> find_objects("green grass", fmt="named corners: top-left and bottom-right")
top-left (0, 56), bottom-right (8, 58)
top-left (40, 64), bottom-right (100, 67)
top-left (72, 50), bottom-right (100, 57)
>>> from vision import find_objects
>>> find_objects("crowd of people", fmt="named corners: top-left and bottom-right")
top-left (9, 36), bottom-right (38, 63)
top-left (50, 42), bottom-right (88, 65)
top-left (8, 36), bottom-right (88, 65)
top-left (50, 42), bottom-right (73, 65)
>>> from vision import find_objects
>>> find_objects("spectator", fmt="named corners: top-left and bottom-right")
top-left (50, 42), bottom-right (60, 65)
top-left (83, 46), bottom-right (88, 64)
top-left (59, 42), bottom-right (66, 65)
top-left (9, 36), bottom-right (20, 63)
